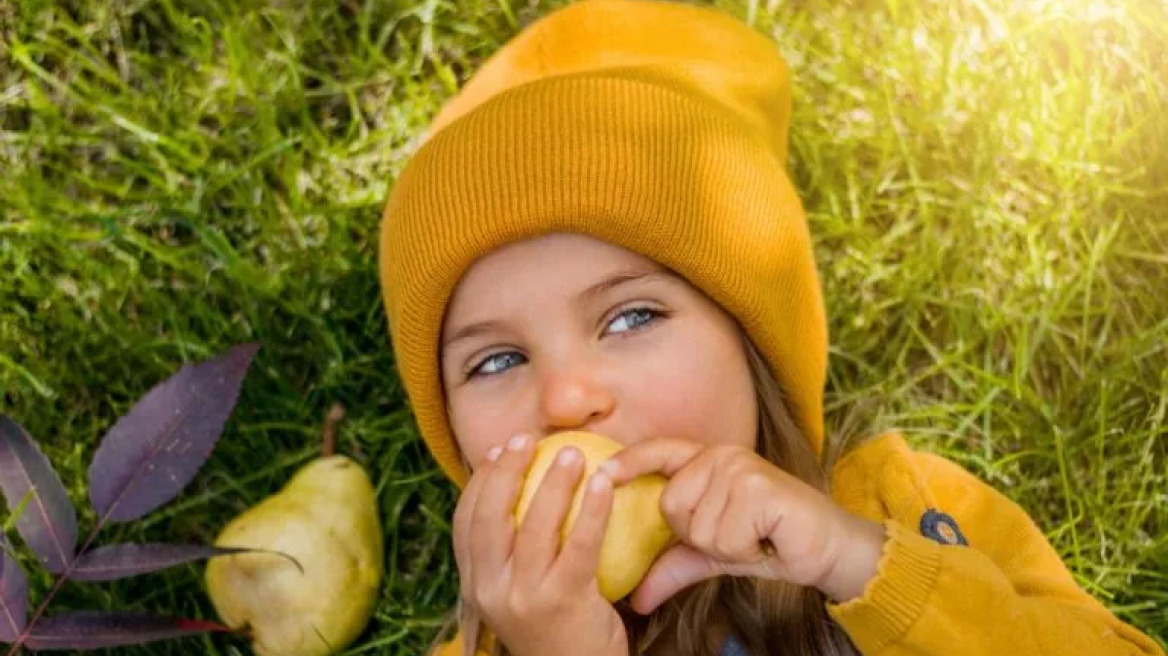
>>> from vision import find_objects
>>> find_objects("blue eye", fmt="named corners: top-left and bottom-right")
top-left (606, 307), bottom-right (663, 335)
top-left (467, 351), bottom-right (526, 379)
top-left (464, 307), bottom-right (663, 381)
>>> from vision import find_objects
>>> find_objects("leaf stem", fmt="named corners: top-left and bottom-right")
top-left (321, 403), bottom-right (345, 457)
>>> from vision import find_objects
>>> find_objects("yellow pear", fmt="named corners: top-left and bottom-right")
top-left (514, 431), bottom-right (674, 602)
top-left (205, 405), bottom-right (382, 656)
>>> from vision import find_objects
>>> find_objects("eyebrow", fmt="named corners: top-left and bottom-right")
top-left (441, 267), bottom-right (668, 350)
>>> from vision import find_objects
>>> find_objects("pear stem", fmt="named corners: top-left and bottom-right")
top-left (321, 402), bottom-right (345, 457)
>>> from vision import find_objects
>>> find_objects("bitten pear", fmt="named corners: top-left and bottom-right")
top-left (514, 431), bottom-right (674, 602)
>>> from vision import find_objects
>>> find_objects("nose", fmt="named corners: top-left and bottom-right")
top-left (539, 361), bottom-right (615, 435)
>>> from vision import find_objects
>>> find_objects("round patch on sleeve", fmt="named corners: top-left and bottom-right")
top-left (919, 508), bottom-right (968, 546)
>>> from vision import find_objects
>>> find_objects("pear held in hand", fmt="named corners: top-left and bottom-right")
top-left (205, 404), bottom-right (383, 656)
top-left (514, 431), bottom-right (674, 602)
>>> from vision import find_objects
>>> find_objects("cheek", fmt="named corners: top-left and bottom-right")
top-left (621, 331), bottom-right (756, 450)
top-left (446, 388), bottom-right (523, 468)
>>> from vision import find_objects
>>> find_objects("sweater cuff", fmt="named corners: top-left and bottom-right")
top-left (826, 520), bottom-right (943, 653)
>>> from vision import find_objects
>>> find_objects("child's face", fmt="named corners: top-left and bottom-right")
top-left (440, 233), bottom-right (758, 471)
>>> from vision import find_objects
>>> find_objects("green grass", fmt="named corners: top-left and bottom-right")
top-left (1, 0), bottom-right (1164, 653)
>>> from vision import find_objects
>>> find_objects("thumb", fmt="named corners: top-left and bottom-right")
top-left (628, 543), bottom-right (723, 615)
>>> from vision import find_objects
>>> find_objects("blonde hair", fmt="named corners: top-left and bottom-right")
top-left (430, 332), bottom-right (866, 656)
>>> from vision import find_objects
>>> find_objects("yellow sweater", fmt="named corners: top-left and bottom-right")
top-left (427, 433), bottom-right (1165, 656)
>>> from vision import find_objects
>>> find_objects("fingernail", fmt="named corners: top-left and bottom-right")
top-left (557, 447), bottom-right (579, 466)
top-left (589, 472), bottom-right (611, 493)
top-left (507, 434), bottom-right (528, 451)
top-left (486, 446), bottom-right (503, 462)
top-left (598, 459), bottom-right (620, 478)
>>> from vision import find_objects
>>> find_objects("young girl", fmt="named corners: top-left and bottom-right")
top-left (377, 1), bottom-right (1166, 655)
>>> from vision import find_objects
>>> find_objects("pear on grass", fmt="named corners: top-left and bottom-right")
top-left (514, 431), bottom-right (675, 602)
top-left (206, 404), bottom-right (383, 656)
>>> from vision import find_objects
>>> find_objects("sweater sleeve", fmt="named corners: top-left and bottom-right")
top-left (826, 436), bottom-right (1165, 656)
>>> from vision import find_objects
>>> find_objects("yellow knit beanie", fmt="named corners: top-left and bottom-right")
top-left (379, 0), bottom-right (827, 489)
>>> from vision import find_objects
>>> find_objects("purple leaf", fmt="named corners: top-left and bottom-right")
top-left (0, 417), bottom-right (78, 573)
top-left (0, 538), bottom-right (28, 642)
top-left (88, 343), bottom-right (260, 523)
top-left (70, 543), bottom-right (255, 582)
top-left (23, 611), bottom-right (233, 651)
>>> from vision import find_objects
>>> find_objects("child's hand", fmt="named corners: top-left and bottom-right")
top-left (599, 438), bottom-right (887, 615)
top-left (453, 434), bottom-right (629, 656)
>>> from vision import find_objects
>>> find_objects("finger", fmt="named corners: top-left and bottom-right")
top-left (598, 436), bottom-right (704, 486)
top-left (627, 543), bottom-right (722, 615)
top-left (736, 469), bottom-right (793, 563)
top-left (455, 445), bottom-right (503, 550)
top-left (514, 445), bottom-right (587, 588)
top-left (658, 457), bottom-right (715, 541)
top-left (629, 540), bottom-right (781, 615)
top-left (453, 449), bottom-right (500, 593)
top-left (715, 472), bottom-right (778, 564)
top-left (549, 469), bottom-right (614, 591)
top-left (470, 434), bottom-right (534, 575)
top-left (685, 461), bottom-right (734, 557)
